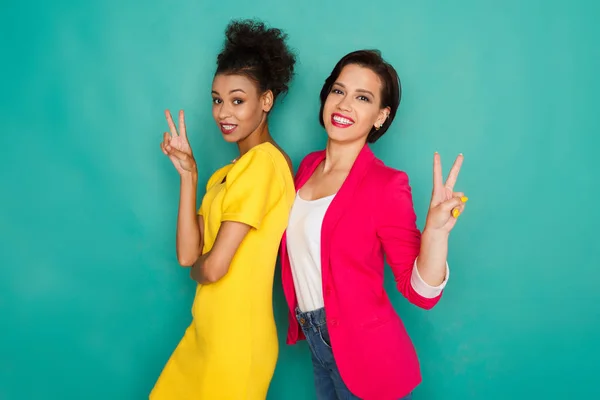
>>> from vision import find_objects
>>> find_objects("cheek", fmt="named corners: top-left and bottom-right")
top-left (322, 99), bottom-right (336, 122)
top-left (356, 106), bottom-right (379, 127)
top-left (235, 103), bottom-right (262, 124)
top-left (323, 97), bottom-right (336, 112)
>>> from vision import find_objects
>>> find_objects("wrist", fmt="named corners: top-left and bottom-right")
top-left (422, 226), bottom-right (450, 241)
top-left (180, 170), bottom-right (198, 184)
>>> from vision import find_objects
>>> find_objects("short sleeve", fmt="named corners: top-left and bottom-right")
top-left (220, 149), bottom-right (281, 229)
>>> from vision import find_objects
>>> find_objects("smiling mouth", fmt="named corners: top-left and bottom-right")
top-left (220, 123), bottom-right (237, 134)
top-left (331, 113), bottom-right (354, 128)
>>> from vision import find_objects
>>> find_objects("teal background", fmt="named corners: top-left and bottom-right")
top-left (1, 0), bottom-right (599, 399)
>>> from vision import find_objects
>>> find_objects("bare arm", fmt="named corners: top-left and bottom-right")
top-left (176, 172), bottom-right (204, 266)
top-left (190, 221), bottom-right (251, 284)
top-left (159, 109), bottom-right (204, 267)
top-left (415, 229), bottom-right (450, 286)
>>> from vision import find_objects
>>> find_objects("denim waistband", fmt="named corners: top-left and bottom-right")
top-left (296, 307), bottom-right (327, 332)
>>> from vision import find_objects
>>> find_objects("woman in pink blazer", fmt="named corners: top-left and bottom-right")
top-left (280, 50), bottom-right (468, 400)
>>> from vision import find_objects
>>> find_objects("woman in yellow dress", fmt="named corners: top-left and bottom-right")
top-left (150, 19), bottom-right (296, 399)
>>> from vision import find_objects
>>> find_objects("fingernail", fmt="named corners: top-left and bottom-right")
top-left (461, 196), bottom-right (468, 203)
top-left (452, 209), bottom-right (460, 218)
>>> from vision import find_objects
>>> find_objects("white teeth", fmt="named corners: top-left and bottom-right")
top-left (333, 115), bottom-right (353, 125)
top-left (222, 125), bottom-right (235, 130)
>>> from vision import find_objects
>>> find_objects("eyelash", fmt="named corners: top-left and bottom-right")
top-left (212, 98), bottom-right (244, 105)
top-left (331, 88), bottom-right (370, 102)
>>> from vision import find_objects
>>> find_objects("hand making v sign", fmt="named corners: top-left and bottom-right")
top-left (424, 152), bottom-right (468, 233)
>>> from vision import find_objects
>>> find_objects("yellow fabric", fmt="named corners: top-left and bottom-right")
top-left (150, 142), bottom-right (295, 399)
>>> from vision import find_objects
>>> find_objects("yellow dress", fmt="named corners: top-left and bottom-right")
top-left (150, 142), bottom-right (295, 399)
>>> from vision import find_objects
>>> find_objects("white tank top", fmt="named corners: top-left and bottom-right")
top-left (286, 191), bottom-right (335, 312)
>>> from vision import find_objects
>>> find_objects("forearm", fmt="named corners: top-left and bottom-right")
top-left (189, 221), bottom-right (251, 284)
top-left (190, 251), bottom-right (226, 284)
top-left (176, 172), bottom-right (201, 266)
top-left (190, 254), bottom-right (210, 284)
top-left (416, 228), bottom-right (449, 287)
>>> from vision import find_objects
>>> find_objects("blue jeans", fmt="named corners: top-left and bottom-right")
top-left (296, 307), bottom-right (413, 400)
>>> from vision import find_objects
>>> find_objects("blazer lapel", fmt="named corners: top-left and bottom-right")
top-left (320, 144), bottom-right (375, 271)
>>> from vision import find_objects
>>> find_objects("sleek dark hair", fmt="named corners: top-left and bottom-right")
top-left (318, 49), bottom-right (402, 143)
top-left (215, 19), bottom-right (296, 106)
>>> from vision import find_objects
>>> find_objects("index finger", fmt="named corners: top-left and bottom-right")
top-left (179, 110), bottom-right (187, 138)
top-left (444, 153), bottom-right (464, 190)
top-left (433, 152), bottom-right (444, 190)
top-left (165, 109), bottom-right (178, 137)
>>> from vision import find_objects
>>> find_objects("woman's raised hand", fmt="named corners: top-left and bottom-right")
top-left (424, 152), bottom-right (468, 233)
top-left (160, 109), bottom-right (197, 175)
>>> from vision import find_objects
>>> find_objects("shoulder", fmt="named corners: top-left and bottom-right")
top-left (367, 156), bottom-right (418, 224)
top-left (295, 149), bottom-right (325, 177)
top-left (298, 150), bottom-right (324, 170)
top-left (368, 156), bottom-right (411, 189)
top-left (228, 143), bottom-right (279, 178)
top-left (224, 143), bottom-right (289, 200)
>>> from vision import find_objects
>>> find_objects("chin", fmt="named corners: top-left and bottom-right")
top-left (222, 131), bottom-right (250, 143)
top-left (222, 134), bottom-right (239, 143)
top-left (325, 125), bottom-right (354, 143)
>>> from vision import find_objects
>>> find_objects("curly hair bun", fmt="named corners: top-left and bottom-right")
top-left (216, 19), bottom-right (296, 100)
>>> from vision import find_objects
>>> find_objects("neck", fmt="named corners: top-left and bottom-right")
top-left (323, 139), bottom-right (366, 173)
top-left (237, 115), bottom-right (272, 156)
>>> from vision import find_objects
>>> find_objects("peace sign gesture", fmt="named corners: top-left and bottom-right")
top-left (160, 109), bottom-right (197, 175)
top-left (424, 153), bottom-right (468, 233)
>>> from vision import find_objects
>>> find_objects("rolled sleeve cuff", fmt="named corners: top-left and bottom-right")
top-left (410, 257), bottom-right (449, 298)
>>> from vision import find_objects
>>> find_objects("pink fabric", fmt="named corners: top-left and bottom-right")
top-left (280, 144), bottom-right (444, 400)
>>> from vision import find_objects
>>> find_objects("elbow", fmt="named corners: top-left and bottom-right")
top-left (413, 293), bottom-right (443, 311)
top-left (202, 268), bottom-right (221, 283)
top-left (177, 256), bottom-right (196, 267)
top-left (417, 299), bottom-right (439, 311)
top-left (399, 281), bottom-right (444, 310)
top-left (177, 250), bottom-right (200, 267)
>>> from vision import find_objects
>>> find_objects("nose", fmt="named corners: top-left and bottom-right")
top-left (337, 95), bottom-right (352, 112)
top-left (217, 103), bottom-right (232, 120)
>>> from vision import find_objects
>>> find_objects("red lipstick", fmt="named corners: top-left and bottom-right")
top-left (331, 113), bottom-right (355, 128)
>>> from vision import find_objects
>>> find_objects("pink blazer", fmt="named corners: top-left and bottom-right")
top-left (280, 144), bottom-right (444, 400)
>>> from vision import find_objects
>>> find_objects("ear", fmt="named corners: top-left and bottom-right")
top-left (261, 90), bottom-right (274, 113)
top-left (374, 106), bottom-right (391, 129)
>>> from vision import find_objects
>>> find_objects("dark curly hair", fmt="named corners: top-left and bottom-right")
top-left (318, 50), bottom-right (402, 143)
top-left (215, 19), bottom-right (296, 105)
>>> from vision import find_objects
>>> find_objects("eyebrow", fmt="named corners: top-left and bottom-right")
top-left (211, 88), bottom-right (246, 95)
top-left (333, 82), bottom-right (375, 98)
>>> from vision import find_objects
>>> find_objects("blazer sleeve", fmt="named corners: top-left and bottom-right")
top-left (376, 171), bottom-right (444, 310)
